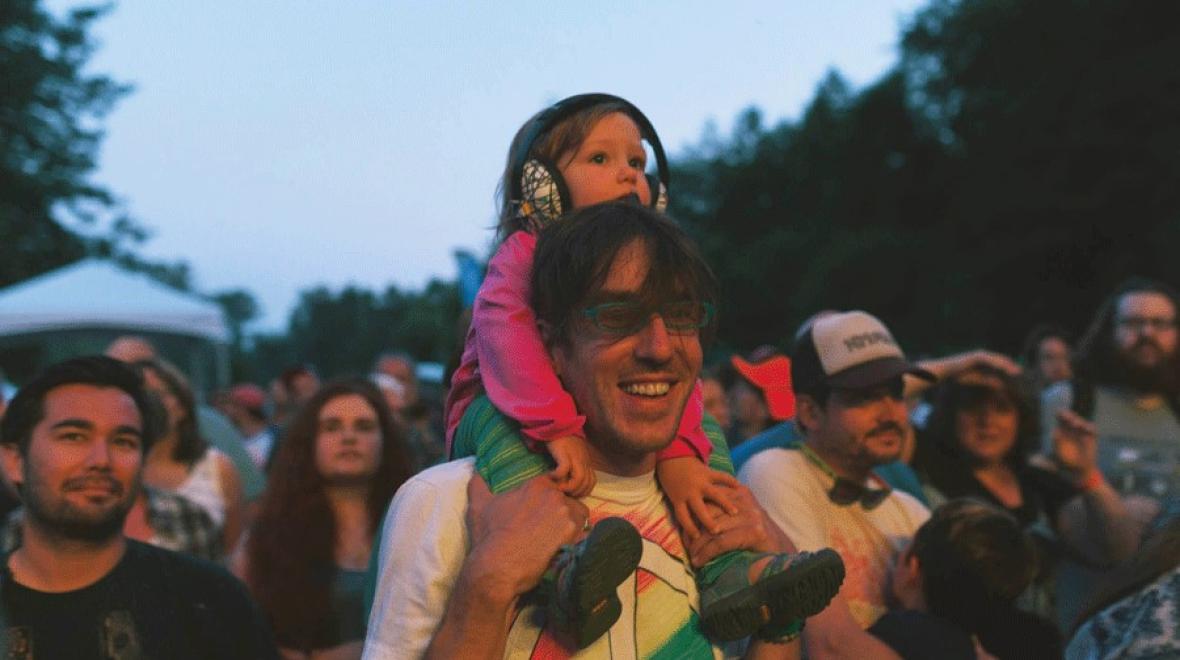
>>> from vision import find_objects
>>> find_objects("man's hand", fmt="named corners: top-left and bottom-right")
top-left (465, 475), bottom-right (588, 603)
top-left (684, 483), bottom-right (796, 568)
top-left (1052, 409), bottom-right (1099, 477)
top-left (425, 475), bottom-right (588, 660)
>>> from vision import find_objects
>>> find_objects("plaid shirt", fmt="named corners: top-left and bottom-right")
top-left (1, 487), bottom-right (221, 561)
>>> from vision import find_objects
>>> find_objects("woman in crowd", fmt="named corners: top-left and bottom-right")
top-left (240, 379), bottom-right (411, 660)
top-left (1020, 324), bottom-right (1073, 391)
top-left (137, 358), bottom-right (245, 557)
top-left (914, 365), bottom-right (1141, 614)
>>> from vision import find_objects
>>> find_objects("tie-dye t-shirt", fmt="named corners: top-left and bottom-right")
top-left (503, 470), bottom-right (722, 659)
top-left (739, 447), bottom-right (930, 628)
top-left (363, 458), bottom-right (723, 660)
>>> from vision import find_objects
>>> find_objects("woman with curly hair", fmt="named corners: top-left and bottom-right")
top-left (239, 379), bottom-right (412, 659)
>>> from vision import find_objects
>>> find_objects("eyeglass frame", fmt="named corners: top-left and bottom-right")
top-left (580, 300), bottom-right (716, 336)
top-left (1116, 315), bottom-right (1177, 333)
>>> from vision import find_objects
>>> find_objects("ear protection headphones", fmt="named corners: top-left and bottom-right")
top-left (509, 93), bottom-right (670, 231)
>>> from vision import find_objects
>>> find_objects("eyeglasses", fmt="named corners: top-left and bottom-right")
top-left (1117, 316), bottom-right (1177, 333)
top-left (581, 300), bottom-right (715, 335)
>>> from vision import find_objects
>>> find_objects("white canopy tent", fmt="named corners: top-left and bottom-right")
top-left (0, 259), bottom-right (229, 342)
top-left (0, 259), bottom-right (230, 390)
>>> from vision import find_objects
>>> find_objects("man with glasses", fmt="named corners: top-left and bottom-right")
top-left (739, 311), bottom-right (934, 644)
top-left (365, 202), bottom-right (813, 659)
top-left (1043, 278), bottom-right (1180, 503)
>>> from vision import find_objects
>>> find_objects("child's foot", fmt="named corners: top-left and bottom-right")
top-left (699, 548), bottom-right (845, 642)
top-left (548, 517), bottom-right (644, 648)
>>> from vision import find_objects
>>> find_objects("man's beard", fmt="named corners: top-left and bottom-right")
top-left (1113, 339), bottom-right (1180, 396)
top-left (21, 471), bottom-right (138, 543)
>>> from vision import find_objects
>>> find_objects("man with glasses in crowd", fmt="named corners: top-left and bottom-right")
top-left (1043, 278), bottom-right (1180, 503)
top-left (364, 202), bottom-right (805, 659)
top-left (1041, 278), bottom-right (1180, 627)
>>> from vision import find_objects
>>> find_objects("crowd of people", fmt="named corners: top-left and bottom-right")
top-left (0, 94), bottom-right (1178, 659)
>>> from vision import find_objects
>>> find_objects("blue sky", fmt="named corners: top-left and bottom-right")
top-left (54, 1), bottom-right (925, 330)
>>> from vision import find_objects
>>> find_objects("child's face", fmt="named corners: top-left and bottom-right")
top-left (559, 112), bottom-right (653, 210)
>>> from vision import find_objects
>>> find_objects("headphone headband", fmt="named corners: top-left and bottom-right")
top-left (509, 93), bottom-right (670, 204)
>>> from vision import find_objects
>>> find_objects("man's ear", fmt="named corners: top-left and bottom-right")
top-left (796, 394), bottom-right (823, 432)
top-left (0, 443), bottom-right (24, 493)
top-left (537, 319), bottom-right (565, 379)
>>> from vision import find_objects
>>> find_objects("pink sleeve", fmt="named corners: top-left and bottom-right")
top-left (657, 379), bottom-right (712, 463)
top-left (472, 231), bottom-right (586, 444)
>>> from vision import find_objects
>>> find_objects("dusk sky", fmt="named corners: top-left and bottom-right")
top-left (53, 1), bottom-right (925, 330)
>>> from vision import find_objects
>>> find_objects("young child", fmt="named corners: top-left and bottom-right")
top-left (869, 499), bottom-right (1059, 659)
top-left (445, 93), bottom-right (844, 648)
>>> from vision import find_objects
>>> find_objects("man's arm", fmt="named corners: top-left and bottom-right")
top-left (1051, 409), bottom-right (1147, 565)
top-left (363, 466), bottom-right (472, 659)
top-left (424, 475), bottom-right (587, 660)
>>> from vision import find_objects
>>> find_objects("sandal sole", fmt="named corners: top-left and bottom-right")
top-left (701, 548), bottom-right (845, 641)
top-left (570, 517), bottom-right (644, 647)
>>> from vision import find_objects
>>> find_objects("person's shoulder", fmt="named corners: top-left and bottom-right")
top-left (731, 422), bottom-right (797, 471)
top-left (1042, 380), bottom-right (1073, 407)
top-left (739, 447), bottom-right (823, 511)
top-left (883, 488), bottom-right (932, 526)
top-left (126, 539), bottom-right (235, 584)
top-left (402, 457), bottom-right (475, 493)
top-left (737, 445), bottom-right (806, 482)
top-left (382, 458), bottom-right (475, 528)
top-left (869, 610), bottom-right (976, 660)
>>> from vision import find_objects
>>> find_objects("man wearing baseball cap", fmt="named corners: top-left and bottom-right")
top-left (738, 311), bottom-right (934, 642)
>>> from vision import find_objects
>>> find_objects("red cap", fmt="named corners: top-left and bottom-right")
top-left (229, 383), bottom-right (266, 413)
top-left (730, 354), bottom-right (795, 421)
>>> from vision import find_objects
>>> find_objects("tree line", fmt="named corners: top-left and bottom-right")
top-left (4, 0), bottom-right (1178, 381)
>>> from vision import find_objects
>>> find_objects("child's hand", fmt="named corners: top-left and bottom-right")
top-left (656, 457), bottom-right (741, 541)
top-left (548, 435), bottom-right (596, 497)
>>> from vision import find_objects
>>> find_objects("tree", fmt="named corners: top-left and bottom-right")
top-left (0, 1), bottom-right (143, 288)
top-left (249, 280), bottom-right (462, 381)
top-left (673, 0), bottom-right (1180, 356)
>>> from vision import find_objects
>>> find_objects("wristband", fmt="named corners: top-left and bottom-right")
top-left (1077, 469), bottom-right (1104, 492)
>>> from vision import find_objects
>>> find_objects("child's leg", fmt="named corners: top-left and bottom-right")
top-left (695, 413), bottom-right (844, 642)
top-left (452, 395), bottom-right (641, 649)
top-left (452, 395), bottom-right (554, 494)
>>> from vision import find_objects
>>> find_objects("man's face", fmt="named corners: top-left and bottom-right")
top-left (1, 385), bottom-right (144, 542)
top-left (802, 378), bottom-right (909, 474)
top-left (1113, 292), bottom-right (1178, 370)
top-left (548, 240), bottom-right (703, 472)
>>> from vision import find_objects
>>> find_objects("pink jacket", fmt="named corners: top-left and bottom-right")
top-left (445, 230), bottom-right (711, 463)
